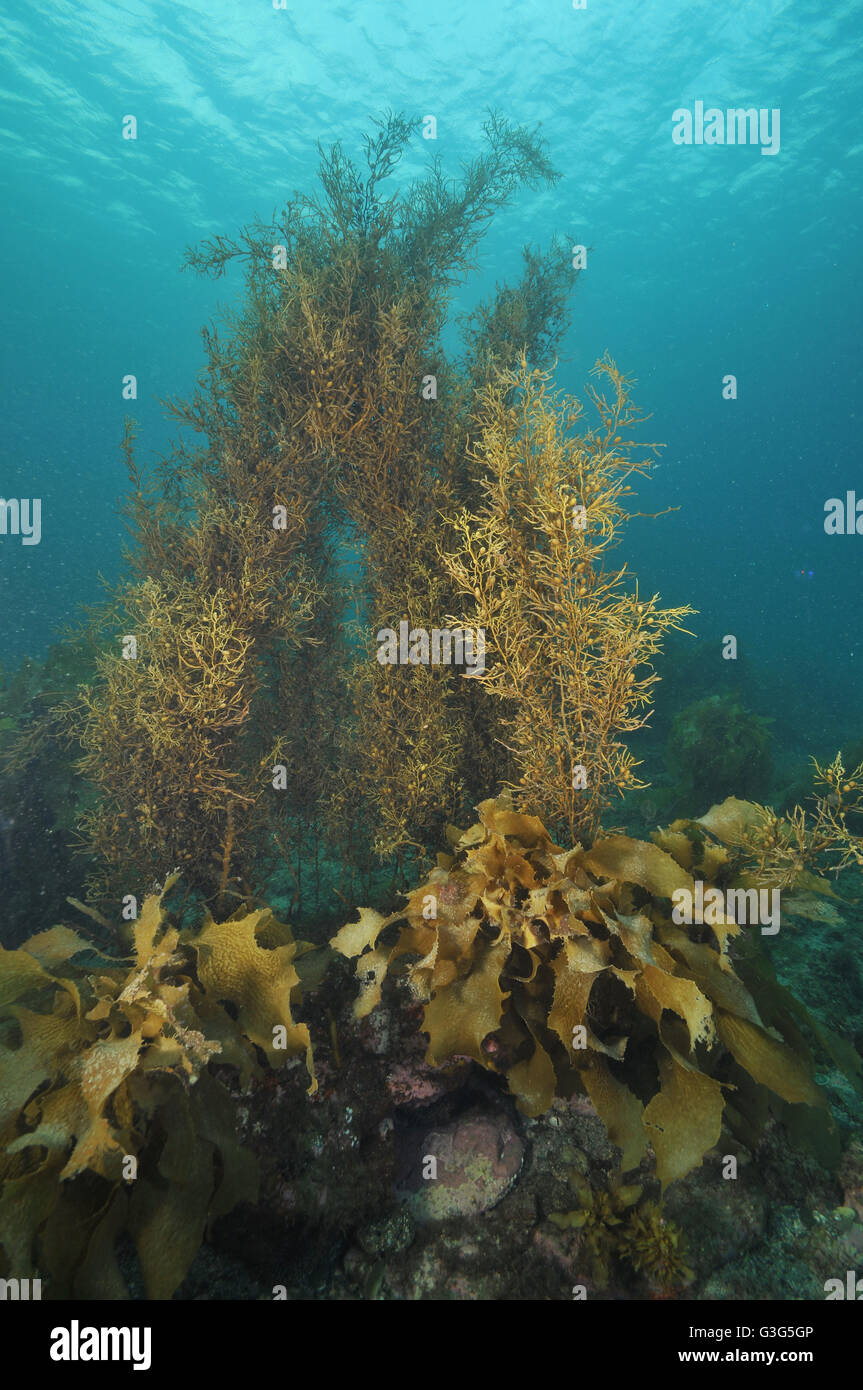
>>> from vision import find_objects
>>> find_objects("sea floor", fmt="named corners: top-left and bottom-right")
top-left (162, 884), bottom-right (863, 1301)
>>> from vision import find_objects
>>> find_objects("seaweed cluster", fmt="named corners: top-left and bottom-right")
top-left (549, 1170), bottom-right (692, 1292)
top-left (617, 1201), bottom-right (692, 1292)
top-left (724, 752), bottom-right (863, 888)
top-left (0, 113), bottom-right (585, 919)
top-left (66, 413), bottom-right (327, 907)
top-left (333, 794), bottom-right (860, 1186)
top-left (0, 880), bottom-right (318, 1297)
top-left (443, 355), bottom-right (693, 845)
top-left (4, 114), bottom-right (694, 920)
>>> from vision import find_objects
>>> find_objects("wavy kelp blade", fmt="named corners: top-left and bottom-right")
top-left (715, 1010), bottom-right (823, 1107)
top-left (658, 925), bottom-right (764, 1026)
top-left (0, 1002), bottom-right (87, 1134)
top-left (352, 945), bottom-right (393, 1019)
top-left (696, 797), bottom-right (763, 843)
top-left (583, 1055), bottom-right (647, 1172)
top-left (583, 836), bottom-right (693, 898)
top-left (292, 944), bottom-right (333, 995)
top-left (73, 1189), bottom-right (129, 1299)
top-left (75, 1028), bottom-right (144, 1118)
top-left (547, 942), bottom-right (599, 1050)
top-left (638, 964), bottom-right (715, 1050)
top-left (477, 797), bottom-right (553, 847)
top-left (128, 1148), bottom-right (214, 1301)
top-left (0, 944), bottom-right (52, 1010)
top-left (507, 1024), bottom-right (557, 1117)
top-left (194, 915), bottom-right (315, 1090)
top-left (6, 1081), bottom-right (88, 1161)
top-left (40, 1178), bottom-right (109, 1296)
top-left (18, 926), bottom-right (93, 969)
top-left (643, 1048), bottom-right (724, 1191)
top-left (193, 1071), bottom-right (259, 1224)
top-left (329, 906), bottom-right (393, 959)
top-left (59, 1113), bottom-right (129, 1181)
top-left (733, 942), bottom-right (862, 1092)
top-left (651, 827), bottom-right (695, 870)
top-left (423, 935), bottom-right (510, 1066)
top-left (132, 873), bottom-right (181, 968)
top-left (0, 1171), bottom-right (60, 1273)
top-left (809, 1021), bottom-right (863, 1095)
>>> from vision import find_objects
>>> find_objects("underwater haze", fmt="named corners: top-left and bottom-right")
top-left (1, 0), bottom-right (863, 1317)
top-left (2, 2), bottom-right (862, 744)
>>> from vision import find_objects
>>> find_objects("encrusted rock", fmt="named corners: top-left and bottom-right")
top-left (356, 1208), bottom-right (415, 1258)
top-left (399, 1108), bottom-right (524, 1224)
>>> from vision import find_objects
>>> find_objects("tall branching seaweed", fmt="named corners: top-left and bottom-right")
top-left (443, 355), bottom-right (694, 845)
top-left (58, 111), bottom-right (578, 907)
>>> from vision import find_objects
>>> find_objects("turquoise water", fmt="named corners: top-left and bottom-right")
top-left (1, 2), bottom-right (861, 730)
